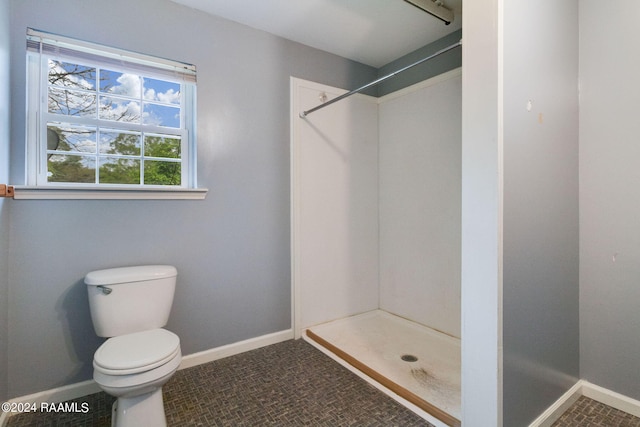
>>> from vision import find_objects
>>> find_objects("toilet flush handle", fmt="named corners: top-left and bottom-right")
top-left (97, 285), bottom-right (112, 295)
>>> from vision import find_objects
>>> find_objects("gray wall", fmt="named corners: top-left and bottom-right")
top-left (502, 1), bottom-right (580, 425)
top-left (579, 0), bottom-right (640, 400)
top-left (376, 29), bottom-right (461, 97)
top-left (0, 0), bottom-right (10, 403)
top-left (7, 0), bottom-right (376, 398)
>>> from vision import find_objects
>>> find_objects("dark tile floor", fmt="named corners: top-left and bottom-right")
top-left (7, 339), bottom-right (432, 427)
top-left (6, 339), bottom-right (640, 426)
top-left (552, 396), bottom-right (640, 427)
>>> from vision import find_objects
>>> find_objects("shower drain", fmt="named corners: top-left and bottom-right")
top-left (401, 354), bottom-right (418, 362)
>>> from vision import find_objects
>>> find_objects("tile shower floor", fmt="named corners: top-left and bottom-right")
top-left (5, 338), bottom-right (640, 426)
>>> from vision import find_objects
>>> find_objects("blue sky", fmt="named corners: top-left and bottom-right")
top-left (49, 60), bottom-right (182, 128)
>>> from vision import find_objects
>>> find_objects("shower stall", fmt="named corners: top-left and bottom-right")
top-left (291, 68), bottom-right (461, 426)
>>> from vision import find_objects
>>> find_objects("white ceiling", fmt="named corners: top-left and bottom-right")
top-left (170, 0), bottom-right (462, 68)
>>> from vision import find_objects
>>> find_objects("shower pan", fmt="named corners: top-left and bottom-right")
top-left (305, 311), bottom-right (461, 426)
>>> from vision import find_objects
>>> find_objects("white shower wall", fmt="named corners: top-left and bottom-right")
top-left (378, 70), bottom-right (462, 338)
top-left (291, 78), bottom-right (380, 336)
top-left (292, 70), bottom-right (461, 338)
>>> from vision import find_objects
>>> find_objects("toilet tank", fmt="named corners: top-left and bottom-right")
top-left (85, 265), bottom-right (177, 337)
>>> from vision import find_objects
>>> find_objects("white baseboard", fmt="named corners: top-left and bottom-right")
top-left (529, 380), bottom-right (640, 426)
top-left (179, 329), bottom-right (293, 369)
top-left (581, 381), bottom-right (640, 418)
top-left (528, 381), bottom-right (582, 427)
top-left (0, 329), bottom-right (293, 426)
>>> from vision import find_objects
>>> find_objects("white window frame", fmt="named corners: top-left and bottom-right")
top-left (23, 28), bottom-right (205, 200)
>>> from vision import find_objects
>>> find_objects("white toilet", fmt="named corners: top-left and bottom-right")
top-left (85, 265), bottom-right (181, 427)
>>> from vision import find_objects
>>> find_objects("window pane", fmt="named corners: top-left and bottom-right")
top-left (47, 124), bottom-right (97, 153)
top-left (144, 135), bottom-right (181, 158)
top-left (99, 131), bottom-right (141, 156)
top-left (99, 96), bottom-right (141, 123)
top-left (99, 157), bottom-right (141, 184)
top-left (47, 154), bottom-right (96, 183)
top-left (48, 87), bottom-right (97, 117)
top-left (31, 34), bottom-right (195, 189)
top-left (144, 160), bottom-right (181, 186)
top-left (48, 60), bottom-right (96, 90)
top-left (143, 103), bottom-right (180, 128)
top-left (143, 78), bottom-right (180, 104)
top-left (100, 70), bottom-right (141, 98)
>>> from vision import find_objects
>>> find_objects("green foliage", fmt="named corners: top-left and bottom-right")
top-left (144, 160), bottom-right (181, 185)
top-left (99, 159), bottom-right (141, 184)
top-left (47, 155), bottom-right (95, 184)
top-left (145, 135), bottom-right (180, 158)
top-left (47, 127), bottom-right (181, 186)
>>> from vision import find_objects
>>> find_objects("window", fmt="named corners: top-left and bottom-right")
top-left (26, 28), bottom-right (198, 191)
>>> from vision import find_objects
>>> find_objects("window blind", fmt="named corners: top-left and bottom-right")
top-left (26, 28), bottom-right (196, 83)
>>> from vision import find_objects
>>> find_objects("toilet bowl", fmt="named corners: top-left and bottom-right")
top-left (93, 329), bottom-right (181, 427)
top-left (85, 266), bottom-right (181, 427)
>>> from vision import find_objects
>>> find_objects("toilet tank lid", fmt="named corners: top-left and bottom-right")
top-left (85, 265), bottom-right (177, 286)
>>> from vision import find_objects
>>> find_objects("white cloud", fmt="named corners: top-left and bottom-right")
top-left (144, 88), bottom-right (156, 101)
top-left (100, 99), bottom-right (141, 123)
top-left (112, 74), bottom-right (141, 97)
top-left (144, 87), bottom-right (180, 104)
top-left (157, 89), bottom-right (181, 104)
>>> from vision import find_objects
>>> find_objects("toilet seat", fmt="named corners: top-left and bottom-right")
top-left (94, 329), bottom-right (180, 376)
top-left (93, 347), bottom-right (182, 391)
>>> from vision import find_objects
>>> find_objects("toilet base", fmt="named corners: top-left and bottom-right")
top-left (111, 388), bottom-right (167, 427)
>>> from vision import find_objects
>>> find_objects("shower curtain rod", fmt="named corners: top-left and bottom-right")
top-left (299, 39), bottom-right (461, 118)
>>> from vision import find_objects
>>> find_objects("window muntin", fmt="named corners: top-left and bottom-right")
top-left (27, 29), bottom-right (196, 188)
